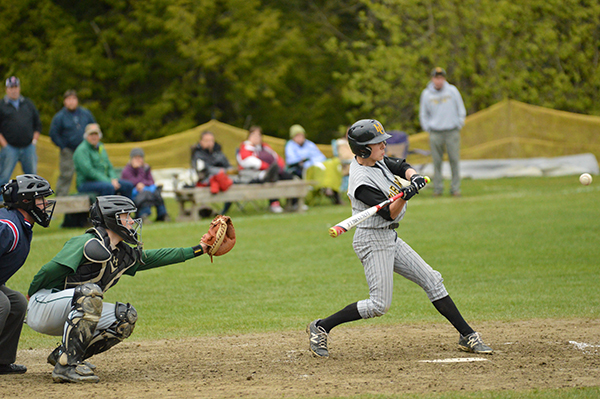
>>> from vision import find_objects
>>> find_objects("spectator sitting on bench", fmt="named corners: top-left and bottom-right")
top-left (191, 131), bottom-right (234, 194)
top-left (236, 125), bottom-right (299, 213)
top-left (285, 124), bottom-right (326, 178)
top-left (191, 130), bottom-right (234, 214)
top-left (121, 147), bottom-right (169, 223)
top-left (286, 124), bottom-right (342, 205)
top-left (73, 123), bottom-right (134, 199)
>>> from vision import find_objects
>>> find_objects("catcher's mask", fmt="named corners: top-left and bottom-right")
top-left (89, 195), bottom-right (142, 246)
top-left (1, 174), bottom-right (55, 227)
top-left (347, 119), bottom-right (392, 158)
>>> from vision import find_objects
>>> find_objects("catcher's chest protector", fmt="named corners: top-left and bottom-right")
top-left (64, 227), bottom-right (138, 292)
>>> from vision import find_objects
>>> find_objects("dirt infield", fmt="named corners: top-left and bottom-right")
top-left (2, 318), bottom-right (600, 398)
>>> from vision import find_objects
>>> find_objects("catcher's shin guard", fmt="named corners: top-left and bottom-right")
top-left (84, 302), bottom-right (138, 359)
top-left (59, 283), bottom-right (104, 366)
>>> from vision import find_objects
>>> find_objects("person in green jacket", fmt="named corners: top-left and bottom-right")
top-left (72, 123), bottom-right (134, 199)
top-left (26, 195), bottom-right (210, 383)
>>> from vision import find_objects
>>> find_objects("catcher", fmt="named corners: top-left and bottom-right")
top-left (26, 195), bottom-right (235, 383)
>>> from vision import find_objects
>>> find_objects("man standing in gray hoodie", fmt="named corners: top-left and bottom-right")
top-left (419, 67), bottom-right (466, 197)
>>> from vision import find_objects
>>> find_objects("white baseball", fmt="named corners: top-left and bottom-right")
top-left (579, 173), bottom-right (592, 186)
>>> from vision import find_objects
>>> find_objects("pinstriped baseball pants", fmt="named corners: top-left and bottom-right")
top-left (353, 228), bottom-right (448, 319)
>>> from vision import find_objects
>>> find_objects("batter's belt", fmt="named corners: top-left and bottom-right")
top-left (358, 223), bottom-right (399, 230)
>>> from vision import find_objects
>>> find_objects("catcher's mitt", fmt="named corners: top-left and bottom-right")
top-left (201, 215), bottom-right (236, 262)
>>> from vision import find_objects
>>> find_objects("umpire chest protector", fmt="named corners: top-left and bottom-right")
top-left (64, 227), bottom-right (139, 292)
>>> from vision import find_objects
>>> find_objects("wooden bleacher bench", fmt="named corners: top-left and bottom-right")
top-left (53, 195), bottom-right (92, 214)
top-left (174, 179), bottom-right (312, 222)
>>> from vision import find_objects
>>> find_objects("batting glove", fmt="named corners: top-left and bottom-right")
top-left (401, 184), bottom-right (419, 201)
top-left (410, 174), bottom-right (427, 191)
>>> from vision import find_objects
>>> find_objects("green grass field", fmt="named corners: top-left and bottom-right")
top-left (8, 175), bottom-right (600, 398)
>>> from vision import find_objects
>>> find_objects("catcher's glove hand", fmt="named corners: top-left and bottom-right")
top-left (201, 215), bottom-right (236, 262)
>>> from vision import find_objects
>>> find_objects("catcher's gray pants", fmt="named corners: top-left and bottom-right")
top-left (27, 289), bottom-right (118, 337)
top-left (428, 129), bottom-right (461, 195)
top-left (55, 148), bottom-right (75, 197)
top-left (0, 285), bottom-right (28, 364)
top-left (353, 228), bottom-right (448, 319)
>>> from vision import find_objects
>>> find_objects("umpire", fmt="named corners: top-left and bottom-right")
top-left (0, 175), bottom-right (55, 374)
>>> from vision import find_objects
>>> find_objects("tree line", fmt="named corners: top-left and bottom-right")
top-left (1, 0), bottom-right (598, 144)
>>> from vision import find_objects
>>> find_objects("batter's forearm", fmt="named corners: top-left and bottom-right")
top-left (404, 168), bottom-right (418, 181)
top-left (389, 199), bottom-right (407, 220)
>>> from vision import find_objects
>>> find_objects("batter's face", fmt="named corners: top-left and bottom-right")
top-left (368, 141), bottom-right (387, 161)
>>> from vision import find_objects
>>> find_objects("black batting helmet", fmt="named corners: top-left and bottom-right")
top-left (1, 174), bottom-right (55, 227)
top-left (89, 195), bottom-right (142, 246)
top-left (347, 119), bottom-right (392, 158)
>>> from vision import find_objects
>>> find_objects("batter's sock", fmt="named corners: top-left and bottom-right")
top-left (317, 302), bottom-right (361, 333)
top-left (432, 295), bottom-right (474, 337)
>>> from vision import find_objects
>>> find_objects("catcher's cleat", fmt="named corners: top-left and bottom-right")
top-left (47, 345), bottom-right (96, 370)
top-left (52, 363), bottom-right (99, 383)
top-left (306, 319), bottom-right (329, 358)
top-left (458, 332), bottom-right (493, 354)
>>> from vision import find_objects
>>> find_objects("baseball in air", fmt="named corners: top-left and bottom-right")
top-left (579, 173), bottom-right (592, 186)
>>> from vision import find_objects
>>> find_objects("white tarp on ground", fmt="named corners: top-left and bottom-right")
top-left (417, 153), bottom-right (599, 180)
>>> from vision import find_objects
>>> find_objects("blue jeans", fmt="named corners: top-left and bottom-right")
top-left (0, 144), bottom-right (37, 187)
top-left (77, 179), bottom-right (134, 200)
top-left (133, 185), bottom-right (167, 218)
top-left (137, 203), bottom-right (167, 218)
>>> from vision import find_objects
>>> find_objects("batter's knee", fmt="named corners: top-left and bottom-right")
top-left (372, 300), bottom-right (390, 317)
top-left (358, 297), bottom-right (391, 319)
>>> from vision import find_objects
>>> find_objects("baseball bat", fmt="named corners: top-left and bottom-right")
top-left (329, 176), bottom-right (430, 238)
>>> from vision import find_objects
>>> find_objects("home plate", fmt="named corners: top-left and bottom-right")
top-left (418, 357), bottom-right (489, 363)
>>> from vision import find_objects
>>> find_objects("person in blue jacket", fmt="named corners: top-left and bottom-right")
top-left (285, 124), bottom-right (326, 178)
top-left (49, 90), bottom-right (96, 196)
top-left (0, 174), bottom-right (55, 374)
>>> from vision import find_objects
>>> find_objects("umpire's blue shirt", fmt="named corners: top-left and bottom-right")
top-left (0, 208), bottom-right (33, 286)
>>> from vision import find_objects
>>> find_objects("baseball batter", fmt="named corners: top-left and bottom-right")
top-left (26, 195), bottom-right (234, 383)
top-left (307, 119), bottom-right (492, 358)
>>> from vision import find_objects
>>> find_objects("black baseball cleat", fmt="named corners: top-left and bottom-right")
top-left (458, 332), bottom-right (493, 354)
top-left (306, 319), bottom-right (329, 358)
top-left (0, 364), bottom-right (27, 374)
top-left (52, 363), bottom-right (99, 383)
top-left (47, 345), bottom-right (96, 370)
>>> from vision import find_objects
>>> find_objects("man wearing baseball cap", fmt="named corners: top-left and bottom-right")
top-left (419, 67), bottom-right (466, 197)
top-left (49, 90), bottom-right (97, 196)
top-left (72, 123), bottom-right (134, 199)
top-left (0, 76), bottom-right (42, 189)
